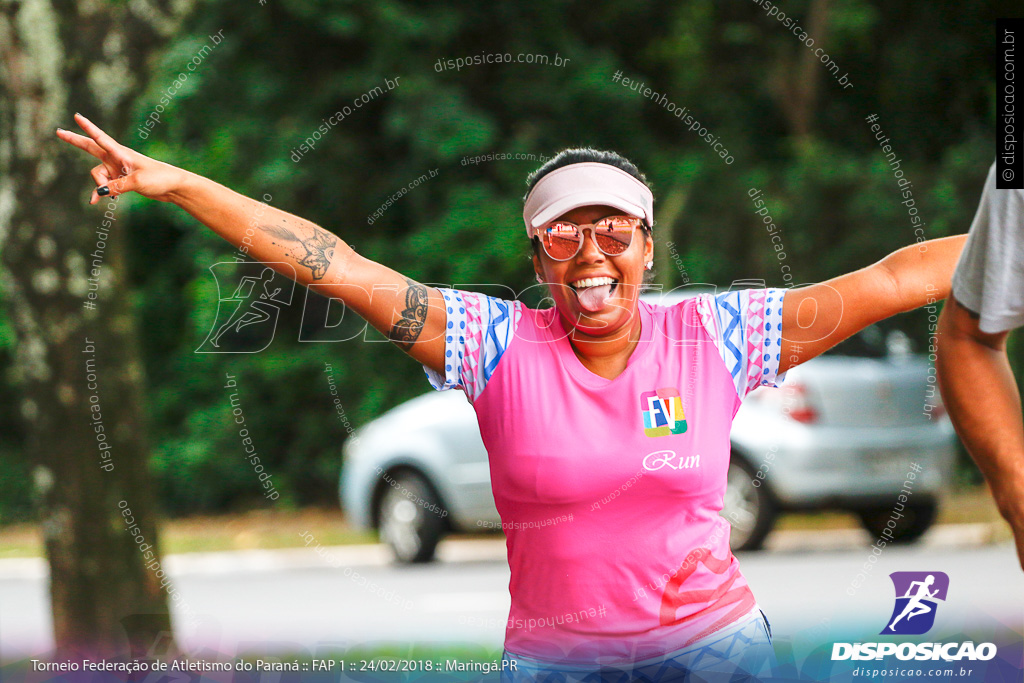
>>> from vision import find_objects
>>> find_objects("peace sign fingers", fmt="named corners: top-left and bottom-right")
top-left (56, 112), bottom-right (188, 204)
top-left (55, 128), bottom-right (105, 159)
top-left (72, 112), bottom-right (125, 158)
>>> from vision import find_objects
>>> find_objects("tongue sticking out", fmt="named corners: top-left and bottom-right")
top-left (576, 283), bottom-right (614, 312)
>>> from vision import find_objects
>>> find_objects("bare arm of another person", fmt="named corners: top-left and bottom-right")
top-left (57, 114), bottom-right (447, 373)
top-left (937, 296), bottom-right (1024, 569)
top-left (779, 235), bottom-right (967, 372)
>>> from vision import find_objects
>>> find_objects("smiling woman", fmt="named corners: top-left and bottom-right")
top-left (57, 118), bottom-right (966, 682)
top-left (422, 150), bottom-right (786, 679)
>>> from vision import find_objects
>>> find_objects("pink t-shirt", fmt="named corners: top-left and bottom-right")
top-left (423, 288), bottom-right (787, 664)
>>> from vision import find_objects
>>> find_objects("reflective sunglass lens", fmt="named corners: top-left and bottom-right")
top-left (540, 217), bottom-right (642, 260)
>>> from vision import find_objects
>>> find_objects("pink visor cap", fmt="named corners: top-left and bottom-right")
top-left (522, 162), bottom-right (654, 238)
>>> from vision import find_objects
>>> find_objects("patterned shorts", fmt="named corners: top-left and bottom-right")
top-left (499, 606), bottom-right (776, 682)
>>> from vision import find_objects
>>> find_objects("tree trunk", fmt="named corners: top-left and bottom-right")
top-left (0, 0), bottom-right (193, 658)
top-left (653, 186), bottom-right (689, 288)
top-left (772, 0), bottom-right (832, 138)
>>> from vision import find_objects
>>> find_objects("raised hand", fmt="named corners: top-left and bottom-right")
top-left (55, 113), bottom-right (188, 204)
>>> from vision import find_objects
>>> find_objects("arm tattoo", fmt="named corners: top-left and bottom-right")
top-left (258, 222), bottom-right (337, 280)
top-left (388, 279), bottom-right (429, 351)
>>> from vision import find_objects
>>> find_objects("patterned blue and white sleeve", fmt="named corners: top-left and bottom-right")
top-left (695, 288), bottom-right (788, 399)
top-left (422, 288), bottom-right (524, 403)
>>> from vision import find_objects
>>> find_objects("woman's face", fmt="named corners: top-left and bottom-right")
top-left (532, 204), bottom-right (653, 337)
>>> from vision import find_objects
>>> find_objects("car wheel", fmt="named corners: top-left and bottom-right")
top-left (376, 470), bottom-right (446, 564)
top-left (857, 501), bottom-right (938, 544)
top-left (721, 457), bottom-right (777, 552)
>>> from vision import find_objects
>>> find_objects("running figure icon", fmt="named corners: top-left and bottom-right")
top-left (196, 262), bottom-right (295, 353)
top-left (881, 571), bottom-right (949, 635)
top-left (888, 575), bottom-right (938, 630)
top-left (210, 267), bottom-right (283, 347)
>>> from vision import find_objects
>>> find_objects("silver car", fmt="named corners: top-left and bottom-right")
top-left (341, 290), bottom-right (957, 562)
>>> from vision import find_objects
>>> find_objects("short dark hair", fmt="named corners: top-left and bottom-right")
top-left (525, 148), bottom-right (654, 275)
top-left (523, 147), bottom-right (653, 202)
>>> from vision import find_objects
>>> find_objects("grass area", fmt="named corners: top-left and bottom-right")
top-left (0, 507), bottom-right (377, 561)
top-left (0, 487), bottom-right (1005, 561)
top-left (775, 486), bottom-right (1003, 531)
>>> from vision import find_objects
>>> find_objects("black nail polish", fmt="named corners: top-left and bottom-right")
top-left (97, 186), bottom-right (109, 196)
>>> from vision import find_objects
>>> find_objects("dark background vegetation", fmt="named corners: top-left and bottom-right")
top-left (0, 0), bottom-right (1016, 521)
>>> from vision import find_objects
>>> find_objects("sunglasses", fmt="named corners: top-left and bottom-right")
top-left (535, 215), bottom-right (645, 261)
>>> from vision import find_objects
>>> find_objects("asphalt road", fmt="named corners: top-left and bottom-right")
top-left (2, 527), bottom-right (1022, 662)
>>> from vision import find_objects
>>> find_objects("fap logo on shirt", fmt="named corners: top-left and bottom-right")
top-left (881, 571), bottom-right (949, 635)
top-left (640, 388), bottom-right (687, 437)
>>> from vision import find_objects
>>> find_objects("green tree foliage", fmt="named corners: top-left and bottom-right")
top-left (1, 0), bottom-right (1014, 517)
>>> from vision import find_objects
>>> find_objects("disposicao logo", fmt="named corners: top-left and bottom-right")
top-left (640, 388), bottom-right (687, 437)
top-left (831, 571), bottom-right (997, 663)
top-left (881, 571), bottom-right (948, 635)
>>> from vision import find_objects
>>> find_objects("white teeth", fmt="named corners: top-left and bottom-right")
top-left (572, 277), bottom-right (616, 289)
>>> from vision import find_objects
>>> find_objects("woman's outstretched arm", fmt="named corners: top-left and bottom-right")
top-left (778, 234), bottom-right (967, 373)
top-left (57, 113), bottom-right (447, 372)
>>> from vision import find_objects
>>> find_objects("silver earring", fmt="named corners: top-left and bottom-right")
top-left (535, 274), bottom-right (544, 283)
top-left (645, 261), bottom-right (653, 270)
